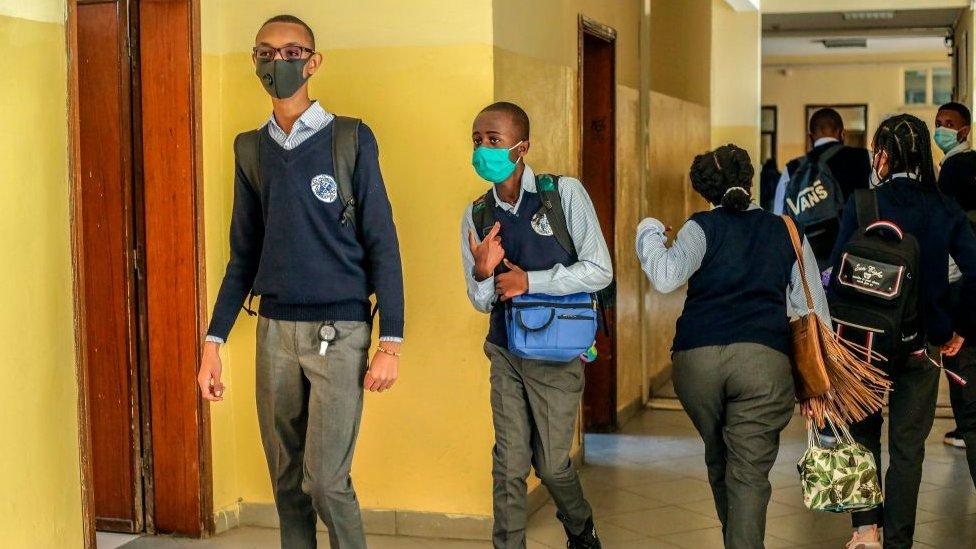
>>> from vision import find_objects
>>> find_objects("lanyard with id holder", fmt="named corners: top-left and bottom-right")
top-left (318, 323), bottom-right (337, 356)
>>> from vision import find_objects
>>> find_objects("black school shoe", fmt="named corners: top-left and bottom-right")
top-left (565, 517), bottom-right (601, 549)
top-left (944, 430), bottom-right (967, 448)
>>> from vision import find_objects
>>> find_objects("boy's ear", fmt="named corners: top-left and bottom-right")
top-left (305, 52), bottom-right (324, 77)
top-left (519, 140), bottom-right (530, 155)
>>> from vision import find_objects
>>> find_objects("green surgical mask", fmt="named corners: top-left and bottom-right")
top-left (255, 58), bottom-right (310, 99)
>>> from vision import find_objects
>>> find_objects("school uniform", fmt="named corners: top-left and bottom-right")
top-left (637, 205), bottom-right (830, 549)
top-left (460, 165), bottom-right (612, 549)
top-left (938, 144), bottom-right (976, 487)
top-left (207, 102), bottom-right (404, 549)
top-left (829, 174), bottom-right (976, 547)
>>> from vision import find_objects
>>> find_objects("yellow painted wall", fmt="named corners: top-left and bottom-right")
top-left (204, 0), bottom-right (498, 517)
top-left (762, 58), bottom-right (948, 168)
top-left (710, 0), bottom-right (761, 171)
top-left (0, 1), bottom-right (85, 547)
top-left (492, 0), bottom-right (645, 415)
top-left (649, 0), bottom-right (711, 106)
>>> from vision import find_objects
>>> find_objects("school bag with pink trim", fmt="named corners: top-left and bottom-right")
top-left (828, 189), bottom-right (921, 369)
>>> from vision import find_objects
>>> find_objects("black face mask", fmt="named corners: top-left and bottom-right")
top-left (255, 58), bottom-right (310, 99)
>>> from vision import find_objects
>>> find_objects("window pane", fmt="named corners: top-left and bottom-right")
top-left (761, 107), bottom-right (776, 132)
top-left (904, 69), bottom-right (927, 104)
top-left (933, 67), bottom-right (951, 105)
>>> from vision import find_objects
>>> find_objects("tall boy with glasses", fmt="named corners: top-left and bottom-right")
top-left (197, 15), bottom-right (404, 549)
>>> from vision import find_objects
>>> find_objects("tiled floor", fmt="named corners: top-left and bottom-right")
top-left (114, 408), bottom-right (976, 548)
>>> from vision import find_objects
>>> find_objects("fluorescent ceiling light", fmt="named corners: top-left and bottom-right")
top-left (842, 11), bottom-right (895, 21)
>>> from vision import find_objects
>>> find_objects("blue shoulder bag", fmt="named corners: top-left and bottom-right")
top-left (506, 293), bottom-right (598, 362)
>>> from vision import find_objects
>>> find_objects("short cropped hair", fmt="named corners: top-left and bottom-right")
top-left (261, 15), bottom-right (315, 49)
top-left (939, 102), bottom-right (972, 126)
top-left (480, 102), bottom-right (530, 140)
top-left (809, 108), bottom-right (844, 135)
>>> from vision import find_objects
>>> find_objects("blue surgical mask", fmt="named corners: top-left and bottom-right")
top-left (934, 126), bottom-right (959, 153)
top-left (472, 141), bottom-right (523, 184)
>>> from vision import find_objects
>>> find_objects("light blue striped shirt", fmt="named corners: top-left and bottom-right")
top-left (635, 205), bottom-right (832, 327)
top-left (460, 164), bottom-right (613, 313)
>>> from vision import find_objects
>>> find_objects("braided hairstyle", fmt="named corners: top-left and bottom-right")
top-left (871, 114), bottom-right (937, 189)
top-left (689, 144), bottom-right (755, 211)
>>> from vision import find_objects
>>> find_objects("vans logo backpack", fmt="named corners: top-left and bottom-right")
top-left (786, 144), bottom-right (846, 230)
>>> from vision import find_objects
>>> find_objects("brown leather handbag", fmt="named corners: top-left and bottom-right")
top-left (782, 216), bottom-right (830, 399)
top-left (780, 215), bottom-right (891, 425)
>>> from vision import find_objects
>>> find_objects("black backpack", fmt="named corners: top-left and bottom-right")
top-left (785, 144), bottom-right (846, 235)
top-left (828, 189), bottom-right (921, 366)
top-left (234, 115), bottom-right (361, 227)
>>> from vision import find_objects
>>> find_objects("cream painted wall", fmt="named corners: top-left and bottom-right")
top-left (492, 0), bottom-right (646, 415)
top-left (203, 0), bottom-right (500, 518)
top-left (650, 0), bottom-right (711, 106)
top-left (954, 7), bottom-right (974, 108)
top-left (762, 58), bottom-right (948, 168)
top-left (711, 0), bottom-right (761, 167)
top-left (763, 0), bottom-right (969, 13)
top-left (0, 2), bottom-right (85, 547)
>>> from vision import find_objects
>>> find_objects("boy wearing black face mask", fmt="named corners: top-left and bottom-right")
top-left (197, 15), bottom-right (404, 549)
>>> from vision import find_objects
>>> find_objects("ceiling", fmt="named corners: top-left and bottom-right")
top-left (763, 8), bottom-right (963, 37)
top-left (762, 35), bottom-right (948, 57)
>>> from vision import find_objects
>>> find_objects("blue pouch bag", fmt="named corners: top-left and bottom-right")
top-left (506, 292), bottom-right (598, 362)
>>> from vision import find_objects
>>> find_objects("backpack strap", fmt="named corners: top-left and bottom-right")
top-left (234, 129), bottom-right (264, 206)
top-left (332, 116), bottom-right (361, 228)
top-left (535, 173), bottom-right (576, 256)
top-left (471, 190), bottom-right (497, 239)
top-left (817, 142), bottom-right (844, 166)
top-left (854, 188), bottom-right (879, 229)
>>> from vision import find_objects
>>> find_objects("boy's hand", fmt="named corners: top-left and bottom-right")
top-left (496, 259), bottom-right (528, 301)
top-left (365, 342), bottom-right (399, 392)
top-left (198, 342), bottom-right (225, 402)
top-left (469, 222), bottom-right (505, 280)
top-left (942, 333), bottom-right (965, 357)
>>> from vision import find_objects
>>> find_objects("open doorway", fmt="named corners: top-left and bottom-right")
top-left (70, 0), bottom-right (210, 543)
top-left (578, 16), bottom-right (617, 433)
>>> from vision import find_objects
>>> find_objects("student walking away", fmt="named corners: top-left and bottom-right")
top-left (759, 157), bottom-right (781, 211)
top-left (934, 102), bottom-right (976, 476)
top-left (828, 114), bottom-right (976, 549)
top-left (636, 144), bottom-right (831, 549)
top-left (773, 108), bottom-right (872, 269)
top-left (461, 102), bottom-right (612, 549)
top-left (197, 15), bottom-right (404, 549)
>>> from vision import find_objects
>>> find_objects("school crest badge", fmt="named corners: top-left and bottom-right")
top-left (531, 211), bottom-right (554, 236)
top-left (311, 174), bottom-right (338, 203)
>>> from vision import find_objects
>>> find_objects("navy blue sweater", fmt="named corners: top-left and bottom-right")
top-left (207, 123), bottom-right (404, 340)
top-left (829, 177), bottom-right (976, 345)
top-left (673, 208), bottom-right (796, 354)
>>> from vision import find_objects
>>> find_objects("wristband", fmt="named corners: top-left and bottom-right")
top-left (376, 346), bottom-right (401, 358)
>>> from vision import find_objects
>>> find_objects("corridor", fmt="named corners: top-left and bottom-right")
top-left (109, 408), bottom-right (976, 549)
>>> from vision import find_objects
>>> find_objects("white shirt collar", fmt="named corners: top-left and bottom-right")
top-left (813, 137), bottom-right (840, 148)
top-left (492, 163), bottom-right (535, 214)
top-left (940, 140), bottom-right (971, 165)
top-left (265, 100), bottom-right (330, 139)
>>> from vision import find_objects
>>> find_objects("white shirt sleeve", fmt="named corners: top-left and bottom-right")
top-left (788, 236), bottom-right (832, 327)
top-left (635, 218), bottom-right (706, 293)
top-left (524, 177), bottom-right (614, 295)
top-left (772, 168), bottom-right (791, 216)
top-left (460, 205), bottom-right (498, 313)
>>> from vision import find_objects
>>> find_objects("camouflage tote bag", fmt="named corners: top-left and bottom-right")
top-left (796, 415), bottom-right (883, 513)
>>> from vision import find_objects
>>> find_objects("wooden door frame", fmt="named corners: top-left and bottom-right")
top-left (67, 0), bottom-right (211, 544)
top-left (577, 14), bottom-right (618, 432)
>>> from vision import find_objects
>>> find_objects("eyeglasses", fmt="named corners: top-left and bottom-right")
top-left (253, 45), bottom-right (314, 61)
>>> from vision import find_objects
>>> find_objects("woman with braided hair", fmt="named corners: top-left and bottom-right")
top-left (635, 144), bottom-right (830, 548)
top-left (829, 114), bottom-right (976, 549)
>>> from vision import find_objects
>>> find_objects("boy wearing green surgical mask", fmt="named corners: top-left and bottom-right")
top-left (199, 14), bottom-right (405, 549)
top-left (460, 102), bottom-right (613, 549)
top-left (934, 103), bottom-right (976, 480)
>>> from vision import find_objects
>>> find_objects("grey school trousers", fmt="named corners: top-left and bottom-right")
top-left (256, 317), bottom-right (371, 549)
top-left (672, 343), bottom-right (795, 549)
top-left (485, 342), bottom-right (593, 549)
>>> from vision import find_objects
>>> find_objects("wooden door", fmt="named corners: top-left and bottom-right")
top-left (580, 22), bottom-right (617, 432)
top-left (76, 0), bottom-right (146, 533)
